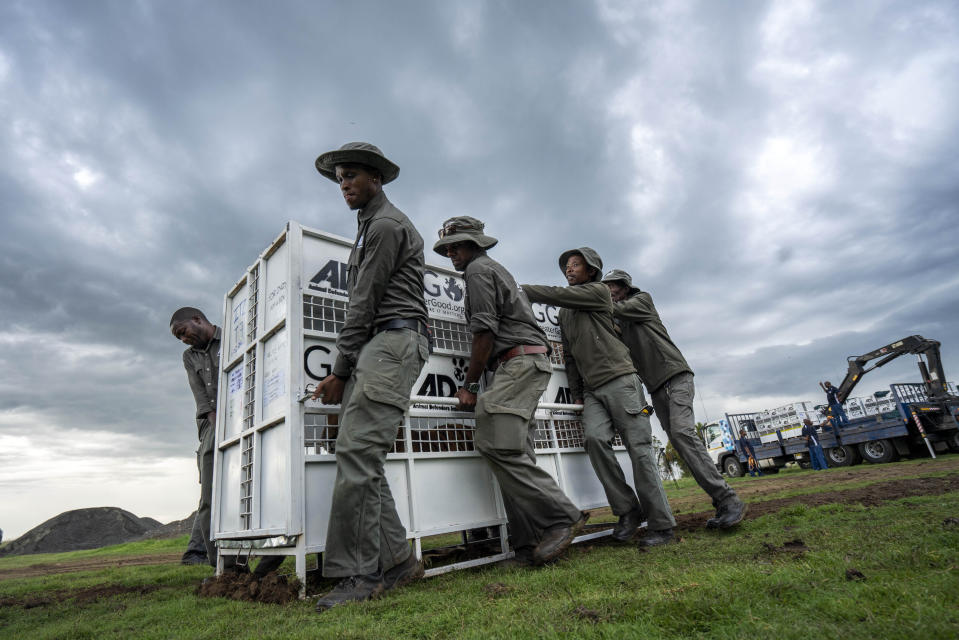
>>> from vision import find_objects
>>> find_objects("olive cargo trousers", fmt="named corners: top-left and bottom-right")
top-left (474, 354), bottom-right (582, 549)
top-left (582, 373), bottom-right (675, 531)
top-left (322, 329), bottom-right (428, 578)
top-left (184, 418), bottom-right (215, 565)
top-left (650, 372), bottom-right (737, 508)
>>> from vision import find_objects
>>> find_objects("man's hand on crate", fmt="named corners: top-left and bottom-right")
top-left (312, 374), bottom-right (345, 405)
top-left (455, 387), bottom-right (477, 411)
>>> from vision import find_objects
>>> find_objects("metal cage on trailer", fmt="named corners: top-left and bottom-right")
top-left (210, 221), bottom-right (638, 594)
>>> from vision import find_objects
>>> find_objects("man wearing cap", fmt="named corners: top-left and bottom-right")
top-left (433, 217), bottom-right (585, 565)
top-left (601, 270), bottom-right (746, 529)
top-left (522, 249), bottom-right (676, 547)
top-left (310, 142), bottom-right (430, 611)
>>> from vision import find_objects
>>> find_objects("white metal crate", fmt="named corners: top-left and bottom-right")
top-left (212, 222), bottom-right (633, 589)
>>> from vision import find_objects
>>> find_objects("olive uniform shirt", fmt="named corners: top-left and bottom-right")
top-left (182, 326), bottom-right (221, 431)
top-left (612, 291), bottom-right (692, 393)
top-left (522, 282), bottom-right (635, 400)
top-left (332, 190), bottom-right (428, 378)
top-left (464, 254), bottom-right (548, 369)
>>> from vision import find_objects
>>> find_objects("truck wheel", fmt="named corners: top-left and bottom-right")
top-left (826, 445), bottom-right (861, 467)
top-left (859, 439), bottom-right (899, 464)
top-left (947, 431), bottom-right (959, 453)
top-left (723, 456), bottom-right (744, 477)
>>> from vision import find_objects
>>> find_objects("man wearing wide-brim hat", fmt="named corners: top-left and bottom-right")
top-left (311, 142), bottom-right (430, 611)
top-left (522, 249), bottom-right (677, 548)
top-left (602, 269), bottom-right (746, 529)
top-left (433, 217), bottom-right (585, 566)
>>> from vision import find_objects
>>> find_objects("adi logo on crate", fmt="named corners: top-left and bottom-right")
top-left (308, 259), bottom-right (350, 298)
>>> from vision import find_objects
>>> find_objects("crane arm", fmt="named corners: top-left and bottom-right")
top-left (834, 335), bottom-right (945, 403)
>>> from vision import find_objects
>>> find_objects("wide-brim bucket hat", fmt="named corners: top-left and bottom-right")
top-left (315, 142), bottom-right (400, 184)
top-left (433, 216), bottom-right (498, 256)
top-left (601, 269), bottom-right (641, 295)
top-left (558, 247), bottom-right (604, 282)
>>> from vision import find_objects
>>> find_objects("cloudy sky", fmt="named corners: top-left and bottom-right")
top-left (2, 0), bottom-right (958, 539)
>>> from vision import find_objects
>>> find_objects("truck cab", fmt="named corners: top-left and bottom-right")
top-left (703, 416), bottom-right (789, 477)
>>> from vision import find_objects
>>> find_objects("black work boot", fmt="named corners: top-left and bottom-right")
top-left (611, 508), bottom-right (644, 542)
top-left (382, 553), bottom-right (424, 591)
top-left (532, 514), bottom-right (586, 565)
top-left (639, 528), bottom-right (676, 547)
top-left (180, 552), bottom-right (208, 566)
top-left (315, 573), bottom-right (384, 612)
top-left (706, 498), bottom-right (747, 529)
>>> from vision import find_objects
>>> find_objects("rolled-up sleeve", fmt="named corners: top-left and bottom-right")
top-left (333, 219), bottom-right (402, 377)
top-left (465, 270), bottom-right (499, 335)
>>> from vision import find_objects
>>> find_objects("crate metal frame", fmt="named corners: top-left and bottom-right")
top-left (212, 222), bottom-right (635, 594)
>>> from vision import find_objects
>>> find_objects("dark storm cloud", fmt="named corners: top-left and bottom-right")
top-left (0, 0), bottom-right (633, 457)
top-left (0, 0), bottom-right (958, 536)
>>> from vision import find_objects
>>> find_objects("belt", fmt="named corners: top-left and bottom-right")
top-left (374, 318), bottom-right (431, 339)
top-left (498, 344), bottom-right (549, 366)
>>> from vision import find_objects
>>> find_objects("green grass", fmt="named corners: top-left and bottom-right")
top-left (0, 535), bottom-right (186, 570)
top-left (672, 457), bottom-right (959, 514)
top-left (2, 466), bottom-right (958, 639)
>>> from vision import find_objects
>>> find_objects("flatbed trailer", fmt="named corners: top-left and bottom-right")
top-left (705, 382), bottom-right (959, 476)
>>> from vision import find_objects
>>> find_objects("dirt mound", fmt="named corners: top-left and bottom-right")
top-left (196, 571), bottom-right (301, 604)
top-left (0, 507), bottom-right (162, 557)
top-left (136, 511), bottom-right (196, 541)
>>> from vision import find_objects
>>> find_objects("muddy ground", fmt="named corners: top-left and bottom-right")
top-left (2, 456), bottom-right (957, 607)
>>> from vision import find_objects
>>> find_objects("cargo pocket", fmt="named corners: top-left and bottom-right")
top-left (474, 396), bottom-right (528, 454)
top-left (416, 339), bottom-right (429, 365)
top-left (482, 357), bottom-right (550, 421)
top-left (621, 375), bottom-right (647, 415)
top-left (362, 382), bottom-right (410, 411)
top-left (357, 332), bottom-right (422, 411)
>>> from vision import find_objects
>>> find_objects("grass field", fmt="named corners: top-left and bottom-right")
top-left (2, 457), bottom-right (958, 639)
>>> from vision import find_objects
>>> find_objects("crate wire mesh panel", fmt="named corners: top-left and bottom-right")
top-left (303, 295), bottom-right (347, 333)
top-left (239, 435), bottom-right (254, 529)
top-left (429, 319), bottom-right (472, 354)
top-left (213, 222), bottom-right (638, 593)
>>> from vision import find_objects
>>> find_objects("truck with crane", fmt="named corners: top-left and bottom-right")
top-left (703, 335), bottom-right (959, 477)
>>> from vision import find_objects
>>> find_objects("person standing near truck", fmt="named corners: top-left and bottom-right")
top-left (310, 142), bottom-right (430, 611)
top-left (802, 418), bottom-right (829, 470)
top-left (523, 248), bottom-right (676, 547)
top-left (819, 381), bottom-right (849, 426)
top-left (738, 429), bottom-right (762, 477)
top-left (600, 269), bottom-right (746, 529)
top-left (433, 217), bottom-right (585, 565)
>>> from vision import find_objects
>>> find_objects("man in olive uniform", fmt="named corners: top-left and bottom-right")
top-left (523, 249), bottom-right (676, 547)
top-left (601, 270), bottom-right (746, 529)
top-left (433, 217), bottom-right (584, 565)
top-left (311, 142), bottom-right (430, 611)
top-left (171, 308), bottom-right (284, 575)
top-left (171, 307), bottom-right (221, 568)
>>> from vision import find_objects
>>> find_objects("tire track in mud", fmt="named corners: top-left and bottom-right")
top-left (675, 472), bottom-right (959, 530)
